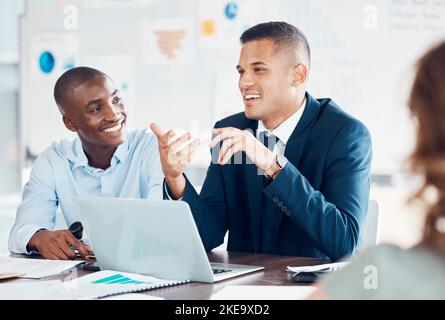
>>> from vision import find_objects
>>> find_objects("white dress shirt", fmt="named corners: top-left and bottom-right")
top-left (256, 98), bottom-right (306, 155)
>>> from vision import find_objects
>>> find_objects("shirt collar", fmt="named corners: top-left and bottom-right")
top-left (257, 98), bottom-right (306, 145)
top-left (71, 132), bottom-right (129, 170)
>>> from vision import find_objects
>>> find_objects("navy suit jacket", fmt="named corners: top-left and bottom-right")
top-left (173, 93), bottom-right (372, 261)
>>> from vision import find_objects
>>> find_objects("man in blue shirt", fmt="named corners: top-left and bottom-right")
top-left (152, 22), bottom-right (372, 261)
top-left (9, 67), bottom-right (163, 260)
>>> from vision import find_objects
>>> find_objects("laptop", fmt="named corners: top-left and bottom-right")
top-left (74, 197), bottom-right (264, 283)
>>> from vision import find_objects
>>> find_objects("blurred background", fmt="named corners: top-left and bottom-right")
top-left (1, 0), bottom-right (445, 254)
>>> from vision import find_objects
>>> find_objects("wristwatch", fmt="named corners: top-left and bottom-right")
top-left (265, 154), bottom-right (288, 179)
top-left (276, 154), bottom-right (289, 169)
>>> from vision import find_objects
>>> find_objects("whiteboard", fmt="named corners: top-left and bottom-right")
top-left (20, 0), bottom-right (445, 173)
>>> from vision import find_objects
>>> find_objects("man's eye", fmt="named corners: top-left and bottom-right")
top-left (90, 105), bottom-right (102, 113)
top-left (113, 97), bottom-right (121, 104)
top-left (255, 67), bottom-right (265, 72)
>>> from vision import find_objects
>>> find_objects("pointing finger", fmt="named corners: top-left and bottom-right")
top-left (150, 123), bottom-right (164, 139)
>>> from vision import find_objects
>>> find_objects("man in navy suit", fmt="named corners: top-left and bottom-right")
top-left (151, 22), bottom-right (372, 261)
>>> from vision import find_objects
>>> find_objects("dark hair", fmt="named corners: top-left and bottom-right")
top-left (54, 66), bottom-right (108, 112)
top-left (408, 41), bottom-right (445, 249)
top-left (240, 21), bottom-right (310, 64)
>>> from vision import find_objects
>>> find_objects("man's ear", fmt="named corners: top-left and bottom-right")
top-left (292, 63), bottom-right (308, 86)
top-left (63, 115), bottom-right (78, 132)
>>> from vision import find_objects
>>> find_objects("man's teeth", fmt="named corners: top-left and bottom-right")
top-left (245, 94), bottom-right (261, 100)
top-left (103, 123), bottom-right (122, 133)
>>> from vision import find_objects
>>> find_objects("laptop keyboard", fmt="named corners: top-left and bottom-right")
top-left (212, 268), bottom-right (232, 274)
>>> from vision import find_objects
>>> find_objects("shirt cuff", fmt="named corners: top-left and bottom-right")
top-left (163, 179), bottom-right (183, 201)
top-left (9, 224), bottom-right (47, 255)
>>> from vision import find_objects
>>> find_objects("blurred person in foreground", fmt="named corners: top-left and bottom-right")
top-left (310, 41), bottom-right (445, 299)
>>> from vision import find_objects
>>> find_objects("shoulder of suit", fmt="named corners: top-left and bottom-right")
top-left (214, 112), bottom-right (254, 129)
top-left (315, 97), bottom-right (369, 134)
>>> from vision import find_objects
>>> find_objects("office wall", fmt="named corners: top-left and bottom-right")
top-left (20, 0), bottom-right (445, 176)
top-left (0, 65), bottom-right (21, 194)
top-left (0, 1), bottom-right (23, 195)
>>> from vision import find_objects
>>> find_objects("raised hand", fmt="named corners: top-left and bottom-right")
top-left (150, 123), bottom-right (200, 199)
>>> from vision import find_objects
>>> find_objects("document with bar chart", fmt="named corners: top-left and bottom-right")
top-left (65, 270), bottom-right (190, 299)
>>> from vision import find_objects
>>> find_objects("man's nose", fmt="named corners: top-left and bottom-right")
top-left (104, 104), bottom-right (121, 121)
top-left (239, 72), bottom-right (255, 90)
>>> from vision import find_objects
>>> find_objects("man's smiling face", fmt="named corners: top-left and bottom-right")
top-left (237, 39), bottom-right (297, 123)
top-left (61, 75), bottom-right (127, 149)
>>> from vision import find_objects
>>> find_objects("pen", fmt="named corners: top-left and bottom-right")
top-left (68, 221), bottom-right (95, 259)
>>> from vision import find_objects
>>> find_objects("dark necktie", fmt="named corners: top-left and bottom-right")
top-left (258, 131), bottom-right (279, 152)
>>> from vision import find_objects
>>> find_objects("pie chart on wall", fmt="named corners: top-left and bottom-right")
top-left (38, 51), bottom-right (55, 74)
top-left (224, 2), bottom-right (238, 20)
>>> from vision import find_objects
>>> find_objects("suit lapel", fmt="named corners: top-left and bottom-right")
top-left (269, 93), bottom-right (322, 247)
top-left (284, 94), bottom-right (321, 163)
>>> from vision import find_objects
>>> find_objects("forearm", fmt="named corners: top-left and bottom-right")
top-left (9, 223), bottom-right (47, 254)
top-left (10, 154), bottom-right (59, 254)
top-left (9, 192), bottom-right (58, 254)
top-left (165, 175), bottom-right (186, 200)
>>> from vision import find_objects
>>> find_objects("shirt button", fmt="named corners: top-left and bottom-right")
top-left (281, 206), bottom-right (287, 212)
top-left (277, 201), bottom-right (283, 207)
top-left (273, 197), bottom-right (279, 203)
top-left (286, 210), bottom-right (292, 216)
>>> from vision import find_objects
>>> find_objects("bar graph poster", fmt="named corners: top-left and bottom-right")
top-left (140, 18), bottom-right (195, 64)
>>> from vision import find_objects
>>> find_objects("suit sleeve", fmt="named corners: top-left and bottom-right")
top-left (264, 121), bottom-right (372, 261)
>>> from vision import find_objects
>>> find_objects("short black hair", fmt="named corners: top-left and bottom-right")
top-left (54, 66), bottom-right (108, 113)
top-left (240, 21), bottom-right (310, 64)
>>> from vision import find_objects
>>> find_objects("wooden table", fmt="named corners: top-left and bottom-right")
top-left (4, 251), bottom-right (324, 300)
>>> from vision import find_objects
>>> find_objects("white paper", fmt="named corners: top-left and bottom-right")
top-left (211, 285), bottom-right (317, 300)
top-left (286, 261), bottom-right (349, 273)
top-left (65, 270), bottom-right (188, 300)
top-left (0, 280), bottom-right (77, 300)
top-left (0, 256), bottom-right (84, 279)
top-left (101, 293), bottom-right (164, 300)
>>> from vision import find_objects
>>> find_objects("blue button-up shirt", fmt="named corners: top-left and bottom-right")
top-left (9, 129), bottom-right (164, 254)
